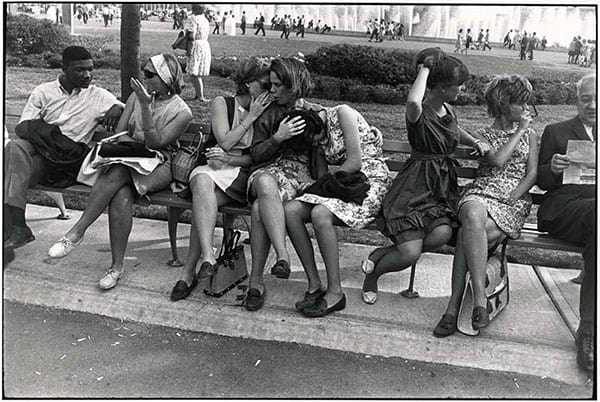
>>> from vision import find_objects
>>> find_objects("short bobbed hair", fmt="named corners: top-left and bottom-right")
top-left (484, 74), bottom-right (533, 118)
top-left (270, 57), bottom-right (313, 99)
top-left (427, 56), bottom-right (469, 90)
top-left (230, 57), bottom-right (271, 95)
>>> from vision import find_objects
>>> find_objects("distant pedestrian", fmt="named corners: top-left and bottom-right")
top-left (212, 11), bottom-right (220, 35)
top-left (503, 30), bottom-right (512, 48)
top-left (254, 13), bottom-right (265, 36)
top-left (476, 29), bottom-right (484, 49)
top-left (540, 36), bottom-right (547, 50)
top-left (455, 28), bottom-right (464, 53)
top-left (519, 32), bottom-right (529, 60)
top-left (463, 28), bottom-right (473, 54)
top-left (240, 11), bottom-right (246, 34)
top-left (102, 4), bottom-right (110, 27)
top-left (296, 15), bottom-right (305, 38)
top-left (483, 29), bottom-right (492, 51)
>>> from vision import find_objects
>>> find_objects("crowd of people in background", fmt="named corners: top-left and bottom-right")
top-left (366, 19), bottom-right (405, 42)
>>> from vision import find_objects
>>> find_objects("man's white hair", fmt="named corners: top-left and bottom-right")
top-left (576, 73), bottom-right (596, 97)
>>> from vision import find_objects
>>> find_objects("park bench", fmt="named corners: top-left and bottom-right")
top-left (4, 104), bottom-right (583, 293)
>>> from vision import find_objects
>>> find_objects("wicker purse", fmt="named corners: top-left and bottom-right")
top-left (171, 134), bottom-right (204, 185)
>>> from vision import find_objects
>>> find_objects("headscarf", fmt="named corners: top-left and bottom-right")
top-left (150, 54), bottom-right (184, 94)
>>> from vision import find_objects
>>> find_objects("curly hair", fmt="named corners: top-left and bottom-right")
top-left (230, 57), bottom-right (271, 95)
top-left (484, 74), bottom-right (533, 118)
top-left (270, 57), bottom-right (314, 99)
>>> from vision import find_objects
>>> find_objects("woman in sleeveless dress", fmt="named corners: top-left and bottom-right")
top-left (48, 53), bottom-right (192, 290)
top-left (170, 57), bottom-right (272, 301)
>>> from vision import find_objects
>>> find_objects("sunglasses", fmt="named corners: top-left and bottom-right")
top-left (143, 69), bottom-right (158, 79)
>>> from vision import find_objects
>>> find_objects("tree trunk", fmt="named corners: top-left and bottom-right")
top-left (120, 4), bottom-right (141, 101)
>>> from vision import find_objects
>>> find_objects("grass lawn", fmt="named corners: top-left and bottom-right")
top-left (5, 23), bottom-right (585, 269)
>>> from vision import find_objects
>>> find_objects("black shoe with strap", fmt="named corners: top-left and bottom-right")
top-left (433, 313), bottom-right (457, 338)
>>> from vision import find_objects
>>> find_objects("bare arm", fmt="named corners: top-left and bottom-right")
top-left (211, 93), bottom-right (271, 151)
top-left (405, 65), bottom-right (429, 123)
top-left (114, 93), bottom-right (136, 134)
top-left (509, 130), bottom-right (539, 202)
top-left (484, 112), bottom-right (532, 168)
top-left (336, 105), bottom-right (362, 173)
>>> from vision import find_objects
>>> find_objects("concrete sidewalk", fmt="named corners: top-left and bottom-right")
top-left (3, 205), bottom-right (589, 390)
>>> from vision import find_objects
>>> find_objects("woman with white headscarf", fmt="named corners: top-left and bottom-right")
top-left (48, 53), bottom-right (193, 290)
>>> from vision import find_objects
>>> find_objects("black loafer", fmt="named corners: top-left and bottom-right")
top-left (472, 305), bottom-right (490, 330)
top-left (433, 313), bottom-right (457, 338)
top-left (170, 277), bottom-right (199, 301)
top-left (3, 225), bottom-right (35, 249)
top-left (295, 287), bottom-right (326, 311)
top-left (270, 259), bottom-right (290, 279)
top-left (301, 294), bottom-right (346, 318)
top-left (197, 261), bottom-right (217, 278)
top-left (244, 288), bottom-right (266, 311)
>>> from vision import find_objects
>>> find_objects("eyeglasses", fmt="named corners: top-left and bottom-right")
top-left (143, 69), bottom-right (158, 79)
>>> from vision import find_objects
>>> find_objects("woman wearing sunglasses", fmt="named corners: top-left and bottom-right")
top-left (48, 53), bottom-right (192, 290)
top-left (433, 74), bottom-right (539, 337)
top-left (171, 57), bottom-right (273, 300)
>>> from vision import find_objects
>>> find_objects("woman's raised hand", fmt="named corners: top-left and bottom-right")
top-left (206, 146), bottom-right (228, 169)
top-left (248, 91), bottom-right (272, 120)
top-left (517, 110), bottom-right (533, 133)
top-left (130, 77), bottom-right (153, 105)
top-left (274, 115), bottom-right (306, 143)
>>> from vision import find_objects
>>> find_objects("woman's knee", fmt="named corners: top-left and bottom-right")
top-left (395, 242), bottom-right (423, 265)
top-left (252, 173), bottom-right (278, 198)
top-left (190, 174), bottom-right (215, 195)
top-left (459, 202), bottom-right (487, 228)
top-left (311, 205), bottom-right (334, 230)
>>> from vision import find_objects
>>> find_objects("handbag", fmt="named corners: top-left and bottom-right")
top-left (457, 239), bottom-right (510, 336)
top-left (204, 229), bottom-right (248, 297)
top-left (171, 133), bottom-right (203, 184)
top-left (172, 30), bottom-right (193, 55)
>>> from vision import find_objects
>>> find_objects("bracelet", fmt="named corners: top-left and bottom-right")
top-left (473, 139), bottom-right (482, 146)
top-left (240, 120), bottom-right (250, 131)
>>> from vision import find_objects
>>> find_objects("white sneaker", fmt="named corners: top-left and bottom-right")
top-left (98, 269), bottom-right (123, 290)
top-left (48, 236), bottom-right (84, 258)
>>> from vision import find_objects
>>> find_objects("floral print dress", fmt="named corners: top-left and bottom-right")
top-left (458, 127), bottom-right (533, 239)
top-left (294, 106), bottom-right (392, 228)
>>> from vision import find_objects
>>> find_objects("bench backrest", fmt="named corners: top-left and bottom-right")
top-left (3, 104), bottom-right (543, 204)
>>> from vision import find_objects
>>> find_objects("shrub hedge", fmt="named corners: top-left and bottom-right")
top-left (6, 14), bottom-right (72, 57)
top-left (6, 27), bottom-right (578, 105)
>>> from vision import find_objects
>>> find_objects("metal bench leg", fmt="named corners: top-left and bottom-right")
top-left (222, 213), bottom-right (236, 246)
top-left (167, 206), bottom-right (186, 267)
top-left (400, 263), bottom-right (420, 298)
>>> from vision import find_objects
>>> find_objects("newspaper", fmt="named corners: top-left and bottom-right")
top-left (563, 140), bottom-right (596, 185)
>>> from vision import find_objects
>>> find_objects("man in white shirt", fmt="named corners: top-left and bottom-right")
top-left (4, 46), bottom-right (123, 249)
